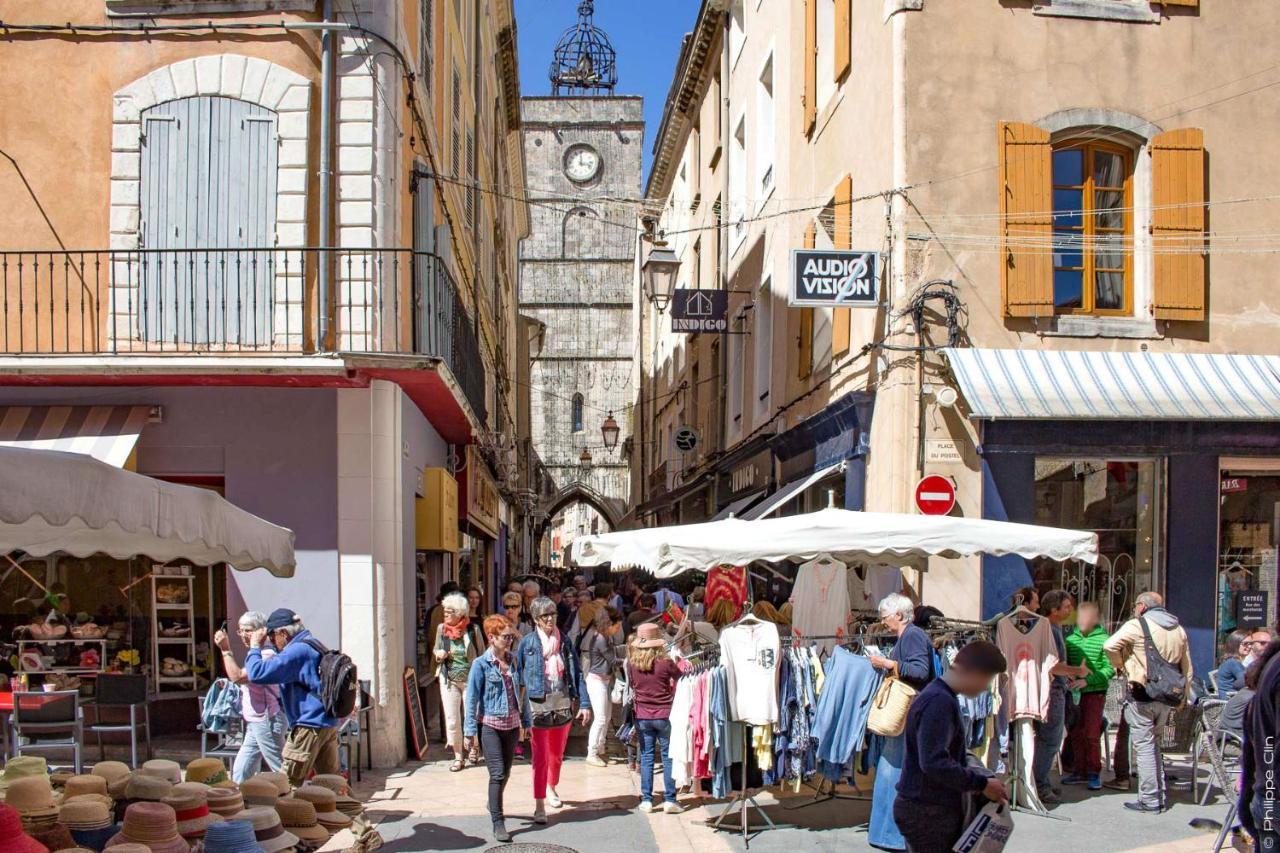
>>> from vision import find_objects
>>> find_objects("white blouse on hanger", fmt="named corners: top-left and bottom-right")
top-left (792, 555), bottom-right (851, 654)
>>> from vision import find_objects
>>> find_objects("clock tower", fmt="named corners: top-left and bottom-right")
top-left (518, 1), bottom-right (641, 549)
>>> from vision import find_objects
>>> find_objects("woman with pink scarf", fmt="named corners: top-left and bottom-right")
top-left (515, 596), bottom-right (591, 825)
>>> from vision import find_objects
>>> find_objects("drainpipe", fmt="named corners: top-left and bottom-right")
top-left (717, 8), bottom-right (730, 502)
top-left (318, 0), bottom-right (335, 351)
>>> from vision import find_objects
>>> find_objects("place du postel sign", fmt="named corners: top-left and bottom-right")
top-left (789, 249), bottom-right (880, 308)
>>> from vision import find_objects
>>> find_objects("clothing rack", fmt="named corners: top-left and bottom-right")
top-left (707, 724), bottom-right (795, 847)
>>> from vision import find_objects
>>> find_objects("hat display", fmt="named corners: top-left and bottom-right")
top-left (0, 803), bottom-right (47, 853)
top-left (91, 762), bottom-right (132, 788)
top-left (632, 621), bottom-right (667, 649)
top-left (248, 772), bottom-right (290, 797)
top-left (235, 807), bottom-right (299, 853)
top-left (0, 756), bottom-right (50, 793)
top-left (58, 798), bottom-right (113, 831)
top-left (140, 760), bottom-right (183, 785)
top-left (304, 778), bottom-right (360, 816)
top-left (237, 779), bottom-right (278, 808)
top-left (6, 776), bottom-right (62, 825)
top-left (274, 798), bottom-right (330, 846)
top-left (123, 774), bottom-right (173, 803)
top-left (290, 787), bottom-right (350, 831)
top-left (205, 787), bottom-right (245, 819)
top-left (60, 774), bottom-right (109, 802)
top-left (106, 802), bottom-right (191, 853)
top-left (201, 819), bottom-right (265, 853)
top-left (162, 784), bottom-right (224, 839)
top-left (185, 758), bottom-right (234, 790)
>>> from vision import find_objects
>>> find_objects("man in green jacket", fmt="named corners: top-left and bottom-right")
top-left (1062, 601), bottom-right (1114, 790)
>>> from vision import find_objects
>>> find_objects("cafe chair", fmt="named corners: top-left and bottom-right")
top-left (86, 673), bottom-right (151, 768)
top-left (11, 690), bottom-right (83, 773)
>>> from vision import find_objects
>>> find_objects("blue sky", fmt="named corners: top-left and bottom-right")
top-left (514, 0), bottom-right (699, 185)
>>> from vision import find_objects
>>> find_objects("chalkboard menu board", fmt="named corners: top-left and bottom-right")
top-left (1235, 591), bottom-right (1269, 627)
top-left (404, 667), bottom-right (428, 760)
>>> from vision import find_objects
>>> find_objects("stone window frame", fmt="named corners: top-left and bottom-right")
top-left (109, 55), bottom-right (311, 350)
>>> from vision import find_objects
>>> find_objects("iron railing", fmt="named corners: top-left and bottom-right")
top-left (0, 247), bottom-right (487, 419)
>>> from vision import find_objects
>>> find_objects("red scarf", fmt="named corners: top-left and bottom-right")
top-left (442, 615), bottom-right (468, 641)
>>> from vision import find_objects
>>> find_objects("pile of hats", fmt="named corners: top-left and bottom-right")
top-left (60, 796), bottom-right (117, 850)
top-left (0, 755), bottom-right (52, 796)
top-left (274, 797), bottom-right (330, 852)
top-left (163, 782), bottom-right (224, 842)
top-left (0, 803), bottom-right (47, 853)
top-left (291, 785), bottom-right (353, 835)
top-left (235, 806), bottom-right (298, 853)
top-left (186, 757), bottom-right (236, 790)
top-left (201, 819), bottom-right (267, 853)
top-left (107, 801), bottom-right (191, 852)
top-left (310, 775), bottom-right (363, 818)
top-left (6, 775), bottom-right (62, 834)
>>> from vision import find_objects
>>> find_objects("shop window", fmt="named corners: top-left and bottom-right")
top-left (1217, 470), bottom-right (1280, 653)
top-left (1051, 141), bottom-right (1133, 315)
top-left (1032, 458), bottom-right (1163, 630)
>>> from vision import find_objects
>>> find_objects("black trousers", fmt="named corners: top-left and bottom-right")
top-left (893, 797), bottom-right (966, 853)
top-left (480, 724), bottom-right (519, 823)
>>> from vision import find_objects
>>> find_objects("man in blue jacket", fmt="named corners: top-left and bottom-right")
top-left (246, 608), bottom-right (340, 786)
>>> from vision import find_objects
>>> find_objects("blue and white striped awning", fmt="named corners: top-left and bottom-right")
top-left (944, 348), bottom-right (1280, 420)
top-left (0, 406), bottom-right (151, 466)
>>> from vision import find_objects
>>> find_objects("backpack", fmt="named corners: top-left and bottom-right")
top-left (302, 638), bottom-right (360, 719)
top-left (1138, 617), bottom-right (1187, 706)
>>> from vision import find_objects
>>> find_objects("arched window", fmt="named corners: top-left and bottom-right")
top-left (571, 393), bottom-right (584, 433)
top-left (562, 206), bottom-right (601, 258)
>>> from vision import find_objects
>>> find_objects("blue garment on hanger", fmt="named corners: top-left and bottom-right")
top-left (813, 647), bottom-right (881, 783)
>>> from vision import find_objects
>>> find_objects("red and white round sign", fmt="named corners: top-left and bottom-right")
top-left (914, 475), bottom-right (956, 516)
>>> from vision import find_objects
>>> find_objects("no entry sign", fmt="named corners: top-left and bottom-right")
top-left (914, 475), bottom-right (956, 515)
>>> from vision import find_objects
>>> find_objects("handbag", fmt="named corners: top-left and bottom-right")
top-left (867, 676), bottom-right (917, 737)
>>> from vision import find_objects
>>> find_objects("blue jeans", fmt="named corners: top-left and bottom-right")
top-left (232, 713), bottom-right (287, 783)
top-left (1033, 686), bottom-right (1067, 791)
top-left (638, 719), bottom-right (675, 804)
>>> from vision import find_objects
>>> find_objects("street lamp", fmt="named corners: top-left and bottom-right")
top-left (601, 411), bottom-right (620, 452)
top-left (641, 245), bottom-right (679, 311)
top-left (579, 447), bottom-right (594, 471)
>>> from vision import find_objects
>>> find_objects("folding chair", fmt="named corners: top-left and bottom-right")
top-left (11, 690), bottom-right (83, 773)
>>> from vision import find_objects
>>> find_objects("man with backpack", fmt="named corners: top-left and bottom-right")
top-left (246, 608), bottom-right (355, 787)
top-left (1104, 591), bottom-right (1192, 813)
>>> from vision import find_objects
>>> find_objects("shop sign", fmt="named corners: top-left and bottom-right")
top-left (1235, 590), bottom-right (1269, 626)
top-left (671, 288), bottom-right (729, 333)
top-left (463, 447), bottom-right (499, 538)
top-left (415, 468), bottom-right (459, 553)
top-left (789, 249), bottom-right (880, 308)
top-left (914, 474), bottom-right (956, 515)
top-left (1221, 477), bottom-right (1249, 493)
top-left (731, 462), bottom-right (759, 494)
top-left (925, 439), bottom-right (964, 464)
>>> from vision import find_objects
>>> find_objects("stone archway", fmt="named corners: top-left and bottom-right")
top-left (534, 481), bottom-right (626, 562)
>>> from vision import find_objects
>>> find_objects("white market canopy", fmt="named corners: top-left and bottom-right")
top-left (572, 507), bottom-right (1098, 578)
top-left (0, 446), bottom-right (296, 577)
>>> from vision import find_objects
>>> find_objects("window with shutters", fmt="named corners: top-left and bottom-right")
top-left (729, 0), bottom-right (746, 68)
top-left (729, 116), bottom-right (747, 252)
top-left (756, 52), bottom-right (775, 195)
top-left (815, 0), bottom-right (836, 113)
top-left (1051, 141), bottom-right (1133, 315)
top-left (451, 67), bottom-right (461, 178)
top-left (753, 276), bottom-right (773, 418)
top-left (465, 129), bottom-right (476, 230)
top-left (729, 311), bottom-right (746, 432)
top-left (419, 0), bottom-right (433, 97)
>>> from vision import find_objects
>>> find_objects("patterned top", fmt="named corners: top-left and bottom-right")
top-left (480, 659), bottom-right (521, 731)
top-left (705, 565), bottom-right (748, 620)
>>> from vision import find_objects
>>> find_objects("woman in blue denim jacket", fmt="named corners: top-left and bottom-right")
top-left (464, 615), bottom-right (529, 843)
top-left (514, 597), bottom-right (592, 824)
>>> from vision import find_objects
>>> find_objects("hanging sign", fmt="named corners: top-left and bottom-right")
top-left (914, 474), bottom-right (956, 516)
top-left (789, 249), bottom-right (880, 308)
top-left (1221, 477), bottom-right (1249, 493)
top-left (671, 288), bottom-right (729, 333)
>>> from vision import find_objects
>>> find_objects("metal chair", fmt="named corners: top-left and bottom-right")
top-left (86, 674), bottom-right (151, 768)
top-left (11, 690), bottom-right (83, 773)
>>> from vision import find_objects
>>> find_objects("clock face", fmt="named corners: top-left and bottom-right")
top-left (564, 144), bottom-right (601, 182)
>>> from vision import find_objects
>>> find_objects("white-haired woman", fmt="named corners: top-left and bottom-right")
top-left (214, 611), bottom-right (287, 783)
top-left (866, 592), bottom-right (936, 851)
top-left (435, 591), bottom-right (486, 771)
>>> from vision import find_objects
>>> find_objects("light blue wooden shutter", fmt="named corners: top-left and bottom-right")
top-left (139, 96), bottom-right (278, 346)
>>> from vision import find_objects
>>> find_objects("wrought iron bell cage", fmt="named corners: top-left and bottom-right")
top-left (549, 1), bottom-right (618, 95)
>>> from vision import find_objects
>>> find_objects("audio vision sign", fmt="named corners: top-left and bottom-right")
top-left (789, 249), bottom-right (880, 308)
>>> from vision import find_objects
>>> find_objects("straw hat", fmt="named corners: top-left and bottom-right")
top-left (91, 761), bottom-right (132, 788)
top-left (162, 784), bottom-right (224, 839)
top-left (632, 621), bottom-right (667, 649)
top-left (185, 758), bottom-right (235, 790)
top-left (205, 787), bottom-right (245, 819)
top-left (109, 845), bottom-right (154, 853)
top-left (201, 818), bottom-right (265, 853)
top-left (6, 776), bottom-right (61, 823)
top-left (303, 778), bottom-right (360, 816)
top-left (106, 802), bottom-right (191, 853)
top-left (123, 774), bottom-right (173, 803)
top-left (248, 772), bottom-right (290, 797)
top-left (140, 760), bottom-right (183, 785)
top-left (236, 779), bottom-right (278, 808)
top-left (60, 774), bottom-right (109, 802)
top-left (58, 798), bottom-right (113, 831)
top-left (49, 771), bottom-right (74, 790)
top-left (235, 807), bottom-right (299, 853)
top-left (0, 803), bottom-right (47, 853)
top-left (290, 787), bottom-right (350, 831)
top-left (0, 756), bottom-right (49, 794)
top-left (29, 822), bottom-right (74, 852)
top-left (274, 798), bottom-right (330, 846)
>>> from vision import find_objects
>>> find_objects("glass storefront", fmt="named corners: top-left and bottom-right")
top-left (1031, 457), bottom-right (1164, 629)
top-left (1216, 467), bottom-right (1280, 650)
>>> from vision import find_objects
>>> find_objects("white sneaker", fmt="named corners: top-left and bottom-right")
top-left (547, 789), bottom-right (563, 809)
top-left (533, 802), bottom-right (547, 824)
top-left (638, 800), bottom-right (654, 813)
top-left (663, 801), bottom-right (685, 815)
top-left (585, 755), bottom-right (608, 767)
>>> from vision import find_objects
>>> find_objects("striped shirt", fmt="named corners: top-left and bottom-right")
top-left (480, 662), bottom-right (521, 731)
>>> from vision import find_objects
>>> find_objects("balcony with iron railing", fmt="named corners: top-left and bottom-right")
top-left (0, 247), bottom-right (487, 422)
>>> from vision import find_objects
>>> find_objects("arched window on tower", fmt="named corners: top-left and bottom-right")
top-left (571, 393), bottom-right (584, 433)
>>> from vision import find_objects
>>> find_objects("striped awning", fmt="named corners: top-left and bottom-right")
top-left (944, 348), bottom-right (1280, 420)
top-left (0, 406), bottom-right (151, 467)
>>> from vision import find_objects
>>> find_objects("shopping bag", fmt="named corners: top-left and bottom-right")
top-left (952, 801), bottom-right (1014, 853)
top-left (867, 676), bottom-right (917, 737)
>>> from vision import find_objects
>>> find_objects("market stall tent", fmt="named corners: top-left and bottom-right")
top-left (571, 507), bottom-right (1098, 578)
top-left (0, 446), bottom-right (296, 576)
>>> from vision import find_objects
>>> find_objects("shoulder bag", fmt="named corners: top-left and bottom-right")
top-left (867, 676), bottom-right (917, 737)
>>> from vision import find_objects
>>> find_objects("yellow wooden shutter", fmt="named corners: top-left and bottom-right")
top-left (1151, 128), bottom-right (1206, 321)
top-left (832, 174), bottom-right (853, 355)
top-left (998, 121), bottom-right (1054, 317)
top-left (835, 0), bottom-right (851, 82)
top-left (1158, 0), bottom-right (1198, 7)
top-left (804, 0), bottom-right (817, 136)
top-left (798, 224), bottom-right (816, 379)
